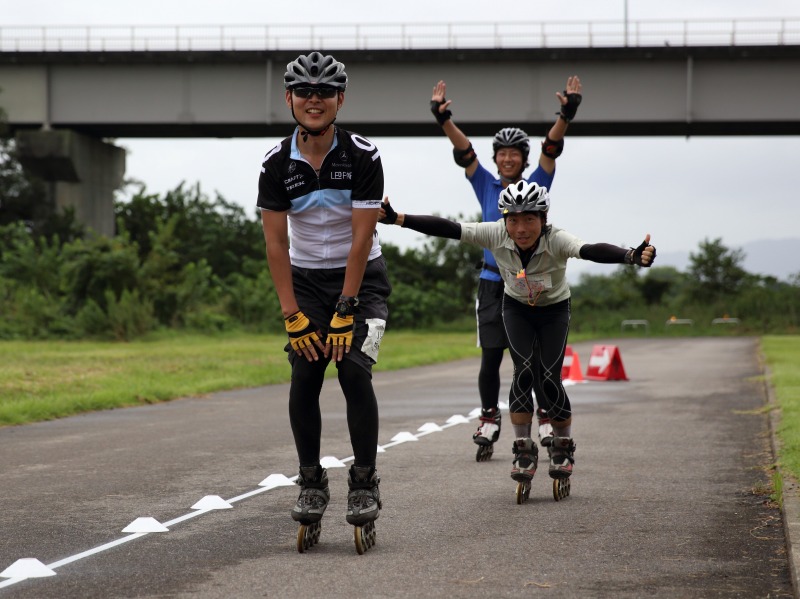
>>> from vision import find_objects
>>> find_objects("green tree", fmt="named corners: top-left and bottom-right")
top-left (687, 238), bottom-right (748, 303)
top-left (115, 182), bottom-right (263, 280)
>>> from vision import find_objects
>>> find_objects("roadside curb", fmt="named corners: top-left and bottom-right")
top-left (765, 362), bottom-right (800, 599)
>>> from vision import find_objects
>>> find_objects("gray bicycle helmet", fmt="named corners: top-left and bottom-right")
top-left (498, 180), bottom-right (550, 215)
top-left (492, 127), bottom-right (530, 162)
top-left (284, 52), bottom-right (348, 90)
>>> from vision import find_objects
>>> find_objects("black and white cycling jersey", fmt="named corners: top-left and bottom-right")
top-left (257, 126), bottom-right (384, 269)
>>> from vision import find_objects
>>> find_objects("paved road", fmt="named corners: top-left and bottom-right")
top-left (0, 338), bottom-right (792, 598)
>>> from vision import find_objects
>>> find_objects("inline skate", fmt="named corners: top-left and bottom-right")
top-left (548, 436), bottom-right (576, 501)
top-left (346, 465), bottom-right (382, 554)
top-left (510, 437), bottom-right (538, 504)
top-left (473, 407), bottom-right (501, 462)
top-left (292, 465), bottom-right (329, 553)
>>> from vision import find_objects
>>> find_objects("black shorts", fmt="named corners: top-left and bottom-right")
top-left (288, 255), bottom-right (391, 371)
top-left (476, 278), bottom-right (507, 350)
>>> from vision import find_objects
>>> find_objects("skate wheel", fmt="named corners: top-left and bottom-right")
top-left (515, 481), bottom-right (530, 504)
top-left (354, 521), bottom-right (376, 555)
top-left (553, 477), bottom-right (571, 501)
top-left (296, 521), bottom-right (321, 553)
top-left (475, 444), bottom-right (494, 462)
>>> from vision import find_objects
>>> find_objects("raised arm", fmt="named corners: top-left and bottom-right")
top-left (538, 75), bottom-right (582, 176)
top-left (430, 80), bottom-right (479, 178)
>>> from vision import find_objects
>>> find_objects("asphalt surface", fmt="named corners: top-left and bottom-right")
top-left (0, 337), bottom-right (793, 598)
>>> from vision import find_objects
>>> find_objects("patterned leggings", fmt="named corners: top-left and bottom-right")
top-left (502, 296), bottom-right (572, 422)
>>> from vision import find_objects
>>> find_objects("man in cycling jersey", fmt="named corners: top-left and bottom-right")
top-left (258, 52), bottom-right (389, 542)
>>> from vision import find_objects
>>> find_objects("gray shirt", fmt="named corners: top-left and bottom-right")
top-left (460, 220), bottom-right (585, 306)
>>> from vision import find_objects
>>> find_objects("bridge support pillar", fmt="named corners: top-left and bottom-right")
top-left (15, 129), bottom-right (125, 237)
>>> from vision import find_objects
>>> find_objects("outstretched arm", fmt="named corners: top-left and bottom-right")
top-left (379, 197), bottom-right (462, 240)
top-left (538, 75), bottom-right (582, 176)
top-left (430, 80), bottom-right (479, 178)
top-left (579, 234), bottom-right (657, 267)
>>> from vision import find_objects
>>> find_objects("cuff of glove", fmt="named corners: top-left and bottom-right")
top-left (624, 249), bottom-right (635, 265)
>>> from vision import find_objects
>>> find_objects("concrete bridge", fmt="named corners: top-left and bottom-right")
top-left (1, 19), bottom-right (799, 234)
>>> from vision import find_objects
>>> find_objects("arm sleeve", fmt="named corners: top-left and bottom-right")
top-left (579, 243), bottom-right (628, 264)
top-left (402, 214), bottom-right (462, 240)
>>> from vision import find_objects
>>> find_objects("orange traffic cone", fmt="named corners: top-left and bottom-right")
top-left (561, 346), bottom-right (585, 382)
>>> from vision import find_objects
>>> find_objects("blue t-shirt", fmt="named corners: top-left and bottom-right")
top-left (467, 163), bottom-right (555, 281)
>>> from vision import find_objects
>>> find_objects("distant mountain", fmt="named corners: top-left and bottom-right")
top-left (567, 238), bottom-right (800, 283)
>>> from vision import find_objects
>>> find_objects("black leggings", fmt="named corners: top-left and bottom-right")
top-left (478, 347), bottom-right (503, 411)
top-left (502, 296), bottom-right (572, 422)
top-left (288, 356), bottom-right (379, 467)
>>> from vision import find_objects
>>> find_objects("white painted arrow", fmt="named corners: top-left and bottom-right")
top-left (446, 415), bottom-right (470, 424)
top-left (589, 348), bottom-right (612, 373)
top-left (258, 473), bottom-right (295, 488)
top-left (191, 495), bottom-right (233, 510)
top-left (468, 407), bottom-right (482, 418)
top-left (320, 455), bottom-right (347, 468)
top-left (390, 431), bottom-right (418, 442)
top-left (122, 517), bottom-right (169, 533)
top-left (0, 558), bottom-right (56, 579)
top-left (417, 422), bottom-right (443, 433)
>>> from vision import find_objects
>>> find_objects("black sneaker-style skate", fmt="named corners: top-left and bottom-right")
top-left (346, 465), bottom-right (381, 554)
top-left (548, 437), bottom-right (576, 501)
top-left (292, 465), bottom-right (329, 552)
top-left (473, 407), bottom-right (501, 462)
top-left (510, 437), bottom-right (538, 504)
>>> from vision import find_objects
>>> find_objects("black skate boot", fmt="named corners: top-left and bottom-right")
top-left (292, 465), bottom-right (329, 552)
top-left (473, 407), bottom-right (501, 462)
top-left (346, 465), bottom-right (381, 554)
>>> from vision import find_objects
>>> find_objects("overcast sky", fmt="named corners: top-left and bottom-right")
top-left (5, 1), bottom-right (800, 281)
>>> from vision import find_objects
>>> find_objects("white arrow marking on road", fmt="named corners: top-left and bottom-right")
top-left (320, 455), bottom-right (347, 468)
top-left (191, 495), bottom-right (233, 510)
top-left (122, 517), bottom-right (169, 533)
top-left (589, 348), bottom-right (612, 373)
top-left (0, 558), bottom-right (56, 579)
top-left (258, 473), bottom-right (295, 489)
top-left (417, 422), bottom-right (443, 434)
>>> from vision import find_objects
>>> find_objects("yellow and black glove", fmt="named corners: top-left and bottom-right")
top-left (327, 313), bottom-right (354, 349)
top-left (284, 310), bottom-right (321, 352)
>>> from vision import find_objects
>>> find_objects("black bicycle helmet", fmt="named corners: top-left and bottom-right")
top-left (498, 180), bottom-right (550, 215)
top-left (284, 52), bottom-right (348, 90)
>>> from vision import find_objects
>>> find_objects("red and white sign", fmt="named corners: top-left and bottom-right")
top-left (585, 345), bottom-right (628, 381)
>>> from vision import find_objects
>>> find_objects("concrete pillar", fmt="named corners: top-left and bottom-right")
top-left (14, 129), bottom-right (125, 237)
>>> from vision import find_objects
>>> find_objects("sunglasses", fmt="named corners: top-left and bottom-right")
top-left (292, 87), bottom-right (339, 99)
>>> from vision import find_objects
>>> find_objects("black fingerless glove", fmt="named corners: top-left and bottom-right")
top-left (381, 201), bottom-right (398, 225)
top-left (558, 92), bottom-right (582, 122)
top-left (430, 99), bottom-right (452, 126)
top-left (624, 239), bottom-right (657, 267)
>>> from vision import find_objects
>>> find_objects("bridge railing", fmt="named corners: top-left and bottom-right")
top-left (0, 18), bottom-right (799, 52)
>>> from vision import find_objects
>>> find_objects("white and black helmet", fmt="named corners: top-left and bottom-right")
top-left (284, 52), bottom-right (348, 90)
top-left (492, 127), bottom-right (530, 161)
top-left (498, 180), bottom-right (550, 215)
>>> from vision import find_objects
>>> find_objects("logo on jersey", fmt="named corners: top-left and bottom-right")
top-left (288, 162), bottom-right (297, 174)
top-left (339, 150), bottom-right (348, 161)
